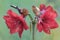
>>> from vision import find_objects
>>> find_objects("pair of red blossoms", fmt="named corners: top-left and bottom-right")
top-left (3, 4), bottom-right (58, 38)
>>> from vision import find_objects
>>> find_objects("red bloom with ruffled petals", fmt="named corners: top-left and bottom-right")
top-left (37, 4), bottom-right (58, 34)
top-left (3, 9), bottom-right (29, 38)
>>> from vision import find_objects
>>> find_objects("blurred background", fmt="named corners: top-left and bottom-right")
top-left (0, 0), bottom-right (60, 40)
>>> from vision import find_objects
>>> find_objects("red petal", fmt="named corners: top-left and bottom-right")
top-left (10, 27), bottom-right (19, 34)
top-left (45, 6), bottom-right (57, 18)
top-left (51, 10), bottom-right (57, 18)
top-left (41, 5), bottom-right (57, 19)
top-left (46, 19), bottom-right (58, 29)
top-left (23, 21), bottom-right (29, 30)
top-left (40, 4), bottom-right (46, 11)
top-left (7, 9), bottom-right (18, 18)
top-left (3, 16), bottom-right (14, 23)
top-left (37, 22), bottom-right (43, 32)
top-left (18, 15), bottom-right (25, 22)
top-left (43, 27), bottom-right (51, 34)
top-left (18, 15), bottom-right (29, 30)
top-left (46, 6), bottom-right (53, 11)
top-left (3, 16), bottom-right (20, 34)
top-left (3, 16), bottom-right (9, 20)
top-left (5, 21), bottom-right (12, 29)
top-left (3, 16), bottom-right (13, 28)
top-left (6, 21), bottom-right (19, 34)
top-left (42, 23), bottom-right (51, 34)
top-left (41, 10), bottom-right (57, 19)
top-left (18, 26), bottom-right (23, 38)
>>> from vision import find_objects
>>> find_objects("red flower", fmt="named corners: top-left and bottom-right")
top-left (37, 4), bottom-right (58, 34)
top-left (3, 9), bottom-right (29, 38)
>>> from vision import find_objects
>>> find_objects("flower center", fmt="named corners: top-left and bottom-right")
top-left (40, 9), bottom-right (45, 15)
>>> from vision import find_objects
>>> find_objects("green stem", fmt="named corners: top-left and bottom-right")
top-left (32, 25), bottom-right (34, 40)
top-left (32, 22), bottom-right (35, 40)
top-left (28, 14), bottom-right (36, 40)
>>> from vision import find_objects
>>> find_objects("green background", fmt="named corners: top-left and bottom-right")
top-left (0, 0), bottom-right (60, 40)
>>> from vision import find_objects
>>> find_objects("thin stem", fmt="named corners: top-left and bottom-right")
top-left (32, 24), bottom-right (34, 40)
top-left (28, 14), bottom-right (36, 40)
top-left (32, 21), bottom-right (35, 40)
